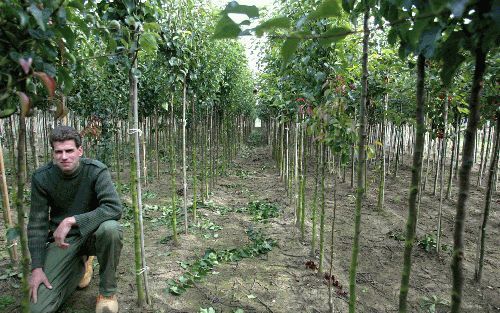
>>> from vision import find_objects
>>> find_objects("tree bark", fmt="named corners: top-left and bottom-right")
top-left (451, 42), bottom-right (487, 313)
top-left (474, 113), bottom-right (499, 282)
top-left (348, 6), bottom-right (369, 313)
top-left (398, 54), bottom-right (426, 312)
top-left (0, 137), bottom-right (18, 265)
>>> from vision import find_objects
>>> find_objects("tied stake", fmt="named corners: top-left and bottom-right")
top-left (128, 128), bottom-right (143, 136)
top-left (136, 266), bottom-right (149, 275)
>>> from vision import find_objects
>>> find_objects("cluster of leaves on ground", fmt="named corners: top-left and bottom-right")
top-left (197, 201), bottom-right (281, 223)
top-left (167, 227), bottom-right (276, 296)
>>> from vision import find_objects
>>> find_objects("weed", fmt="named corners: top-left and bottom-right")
top-left (194, 201), bottom-right (280, 223)
top-left (387, 230), bottom-right (406, 241)
top-left (166, 228), bottom-right (276, 296)
top-left (0, 267), bottom-right (21, 280)
top-left (143, 190), bottom-right (157, 200)
top-left (246, 201), bottom-right (280, 222)
top-left (418, 233), bottom-right (437, 252)
top-left (419, 295), bottom-right (449, 312)
top-left (0, 295), bottom-right (15, 310)
top-left (190, 217), bottom-right (223, 239)
top-left (116, 183), bottom-right (130, 194)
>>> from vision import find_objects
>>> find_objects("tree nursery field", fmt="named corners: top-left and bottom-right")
top-left (0, 0), bottom-right (498, 313)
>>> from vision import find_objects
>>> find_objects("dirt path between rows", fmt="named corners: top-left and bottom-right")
top-left (1, 141), bottom-right (499, 313)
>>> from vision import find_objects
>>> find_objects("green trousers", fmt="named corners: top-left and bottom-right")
top-left (30, 220), bottom-right (123, 313)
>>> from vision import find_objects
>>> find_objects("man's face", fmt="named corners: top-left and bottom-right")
top-left (52, 140), bottom-right (83, 174)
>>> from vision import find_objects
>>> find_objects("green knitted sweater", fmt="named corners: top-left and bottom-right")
top-left (28, 158), bottom-right (122, 269)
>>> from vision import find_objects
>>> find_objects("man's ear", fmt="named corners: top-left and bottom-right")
top-left (77, 146), bottom-right (83, 157)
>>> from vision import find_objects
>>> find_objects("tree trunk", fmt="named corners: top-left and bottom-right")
top-left (129, 57), bottom-right (150, 306)
top-left (446, 116), bottom-right (459, 199)
top-left (29, 116), bottom-right (39, 171)
top-left (377, 82), bottom-right (388, 211)
top-left (0, 137), bottom-right (18, 265)
top-left (348, 6), bottom-right (369, 313)
top-left (474, 113), bottom-right (499, 282)
top-left (328, 174), bottom-right (338, 313)
top-left (398, 53), bottom-right (426, 313)
top-left (169, 95), bottom-right (178, 245)
top-left (450, 42), bottom-right (487, 313)
top-left (479, 123), bottom-right (492, 186)
top-left (437, 95), bottom-right (449, 253)
top-left (16, 115), bottom-right (30, 313)
top-left (310, 141), bottom-right (320, 257)
top-left (182, 74), bottom-right (189, 234)
top-left (318, 142), bottom-right (326, 273)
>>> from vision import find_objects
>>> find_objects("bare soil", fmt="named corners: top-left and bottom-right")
top-left (1, 137), bottom-right (499, 313)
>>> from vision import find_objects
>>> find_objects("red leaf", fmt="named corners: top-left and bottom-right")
top-left (17, 91), bottom-right (31, 117)
top-left (19, 57), bottom-right (33, 75)
top-left (33, 72), bottom-right (56, 98)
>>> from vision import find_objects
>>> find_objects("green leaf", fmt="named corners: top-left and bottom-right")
top-left (143, 22), bottom-right (161, 33)
top-left (319, 26), bottom-right (351, 46)
top-left (58, 26), bottom-right (76, 49)
top-left (28, 4), bottom-right (46, 31)
top-left (409, 17), bottom-right (432, 50)
top-left (309, 0), bottom-right (343, 20)
top-left (58, 67), bottom-right (74, 94)
top-left (213, 14), bottom-right (241, 39)
top-left (139, 32), bottom-right (158, 55)
top-left (417, 25), bottom-right (442, 58)
top-left (123, 0), bottom-right (136, 14)
top-left (224, 2), bottom-right (259, 18)
top-left (67, 0), bottom-right (84, 10)
top-left (342, 0), bottom-right (355, 13)
top-left (387, 28), bottom-right (398, 46)
top-left (441, 53), bottom-right (465, 87)
top-left (438, 31), bottom-right (465, 86)
top-left (17, 10), bottom-right (30, 27)
top-left (281, 37), bottom-right (300, 67)
top-left (254, 16), bottom-right (291, 37)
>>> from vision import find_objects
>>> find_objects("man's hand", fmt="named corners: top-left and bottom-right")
top-left (53, 216), bottom-right (76, 249)
top-left (29, 268), bottom-right (52, 303)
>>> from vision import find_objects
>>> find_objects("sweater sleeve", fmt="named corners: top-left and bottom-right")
top-left (74, 168), bottom-right (122, 237)
top-left (28, 176), bottom-right (50, 270)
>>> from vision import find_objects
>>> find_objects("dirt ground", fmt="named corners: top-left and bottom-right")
top-left (1, 132), bottom-right (499, 313)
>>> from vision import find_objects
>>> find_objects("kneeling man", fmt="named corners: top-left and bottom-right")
top-left (28, 125), bottom-right (123, 313)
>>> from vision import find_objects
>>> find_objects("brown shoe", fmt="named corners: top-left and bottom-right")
top-left (96, 294), bottom-right (118, 313)
top-left (78, 256), bottom-right (94, 289)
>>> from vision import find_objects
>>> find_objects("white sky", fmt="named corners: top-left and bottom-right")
top-left (211, 0), bottom-right (275, 74)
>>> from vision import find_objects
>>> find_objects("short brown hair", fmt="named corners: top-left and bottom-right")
top-left (50, 126), bottom-right (82, 148)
